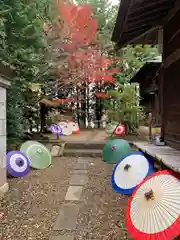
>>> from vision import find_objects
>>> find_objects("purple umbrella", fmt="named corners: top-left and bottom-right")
top-left (49, 124), bottom-right (62, 136)
top-left (6, 151), bottom-right (30, 177)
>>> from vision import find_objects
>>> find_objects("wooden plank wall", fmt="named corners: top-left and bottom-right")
top-left (163, 8), bottom-right (180, 150)
top-left (139, 70), bottom-right (153, 115)
top-left (139, 66), bottom-right (161, 124)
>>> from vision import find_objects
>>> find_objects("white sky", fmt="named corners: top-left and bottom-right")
top-left (73, 0), bottom-right (120, 6)
top-left (109, 0), bottom-right (120, 5)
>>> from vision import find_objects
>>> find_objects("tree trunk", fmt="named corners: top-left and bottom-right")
top-left (40, 104), bottom-right (46, 133)
top-left (76, 87), bottom-right (80, 125)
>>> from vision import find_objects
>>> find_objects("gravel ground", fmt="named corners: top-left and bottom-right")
top-left (0, 156), bottom-right (132, 240)
top-left (76, 158), bottom-right (131, 240)
top-left (0, 157), bottom-right (77, 240)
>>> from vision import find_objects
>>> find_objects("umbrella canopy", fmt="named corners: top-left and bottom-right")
top-left (20, 141), bottom-right (52, 169)
top-left (49, 124), bottom-right (62, 136)
top-left (111, 152), bottom-right (155, 195)
top-left (102, 139), bottom-right (131, 164)
top-left (6, 151), bottom-right (30, 177)
top-left (68, 121), bottom-right (80, 134)
top-left (58, 121), bottom-right (67, 128)
top-left (113, 124), bottom-right (126, 136)
top-left (106, 123), bottom-right (118, 135)
top-left (126, 170), bottom-right (180, 240)
top-left (62, 124), bottom-right (73, 136)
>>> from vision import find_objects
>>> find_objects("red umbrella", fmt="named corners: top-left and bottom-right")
top-left (113, 124), bottom-right (125, 136)
top-left (126, 170), bottom-right (180, 240)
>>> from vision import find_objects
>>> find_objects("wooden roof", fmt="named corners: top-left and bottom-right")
top-left (130, 62), bottom-right (161, 83)
top-left (111, 0), bottom-right (178, 48)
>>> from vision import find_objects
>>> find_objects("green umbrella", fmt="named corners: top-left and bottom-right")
top-left (102, 139), bottom-right (131, 164)
top-left (20, 141), bottom-right (52, 169)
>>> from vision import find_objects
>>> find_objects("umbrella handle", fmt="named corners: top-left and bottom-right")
top-left (124, 164), bottom-right (131, 171)
top-left (37, 148), bottom-right (42, 154)
top-left (15, 158), bottom-right (24, 167)
top-left (144, 189), bottom-right (155, 201)
top-left (111, 145), bottom-right (116, 151)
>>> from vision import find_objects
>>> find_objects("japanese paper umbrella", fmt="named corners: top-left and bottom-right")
top-left (58, 121), bottom-right (67, 128)
top-left (102, 139), bottom-right (131, 164)
top-left (68, 121), bottom-right (80, 134)
top-left (106, 123), bottom-right (118, 135)
top-left (20, 141), bottom-right (52, 169)
top-left (49, 124), bottom-right (62, 136)
top-left (111, 152), bottom-right (155, 195)
top-left (113, 124), bottom-right (125, 136)
top-left (126, 170), bottom-right (180, 240)
top-left (62, 124), bottom-right (73, 136)
top-left (6, 151), bottom-right (30, 177)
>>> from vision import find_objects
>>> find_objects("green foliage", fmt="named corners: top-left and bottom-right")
top-left (1, 0), bottom-right (160, 139)
top-left (116, 45), bottom-right (159, 84)
top-left (0, 0), bottom-right (55, 137)
top-left (106, 84), bottom-right (145, 134)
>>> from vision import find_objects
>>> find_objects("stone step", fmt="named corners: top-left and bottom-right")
top-left (65, 141), bottom-right (105, 150)
top-left (63, 149), bottom-right (102, 157)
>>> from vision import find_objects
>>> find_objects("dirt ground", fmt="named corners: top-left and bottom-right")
top-left (76, 158), bottom-right (130, 240)
top-left (0, 157), bottom-right (77, 240)
top-left (0, 156), bottom-right (130, 240)
top-left (47, 126), bottom-right (149, 143)
top-left (1, 128), bottom-right (149, 240)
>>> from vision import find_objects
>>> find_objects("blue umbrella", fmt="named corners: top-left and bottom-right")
top-left (6, 151), bottom-right (30, 177)
top-left (111, 152), bottom-right (155, 195)
top-left (49, 124), bottom-right (62, 136)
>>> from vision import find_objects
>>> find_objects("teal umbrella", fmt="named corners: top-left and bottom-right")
top-left (102, 139), bottom-right (131, 164)
top-left (20, 141), bottom-right (52, 169)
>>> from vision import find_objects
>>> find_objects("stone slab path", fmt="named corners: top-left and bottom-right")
top-left (50, 156), bottom-right (129, 240)
top-left (50, 156), bottom-right (91, 239)
top-left (65, 186), bottom-right (83, 201)
top-left (53, 203), bottom-right (80, 231)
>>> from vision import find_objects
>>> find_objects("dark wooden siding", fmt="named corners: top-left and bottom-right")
top-left (163, 59), bottom-right (180, 149)
top-left (154, 74), bottom-right (161, 125)
top-left (163, 9), bottom-right (180, 149)
top-left (132, 63), bottom-right (161, 123)
top-left (163, 8), bottom-right (180, 58)
top-left (139, 70), bottom-right (154, 116)
top-left (139, 77), bottom-right (151, 96)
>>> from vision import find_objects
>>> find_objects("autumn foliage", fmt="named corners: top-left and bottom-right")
top-left (45, 0), bottom-right (120, 99)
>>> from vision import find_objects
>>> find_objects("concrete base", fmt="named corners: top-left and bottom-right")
top-left (0, 182), bottom-right (8, 199)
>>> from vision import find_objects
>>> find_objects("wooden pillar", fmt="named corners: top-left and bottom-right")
top-left (148, 112), bottom-right (152, 142)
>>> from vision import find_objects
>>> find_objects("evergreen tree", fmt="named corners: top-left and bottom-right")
top-left (0, 0), bottom-right (54, 137)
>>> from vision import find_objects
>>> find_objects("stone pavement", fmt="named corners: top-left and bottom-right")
top-left (50, 157), bottom-right (93, 240)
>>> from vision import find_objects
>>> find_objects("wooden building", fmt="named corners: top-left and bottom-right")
top-left (112, 0), bottom-right (180, 151)
top-left (130, 62), bottom-right (161, 126)
top-left (0, 63), bottom-right (13, 197)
